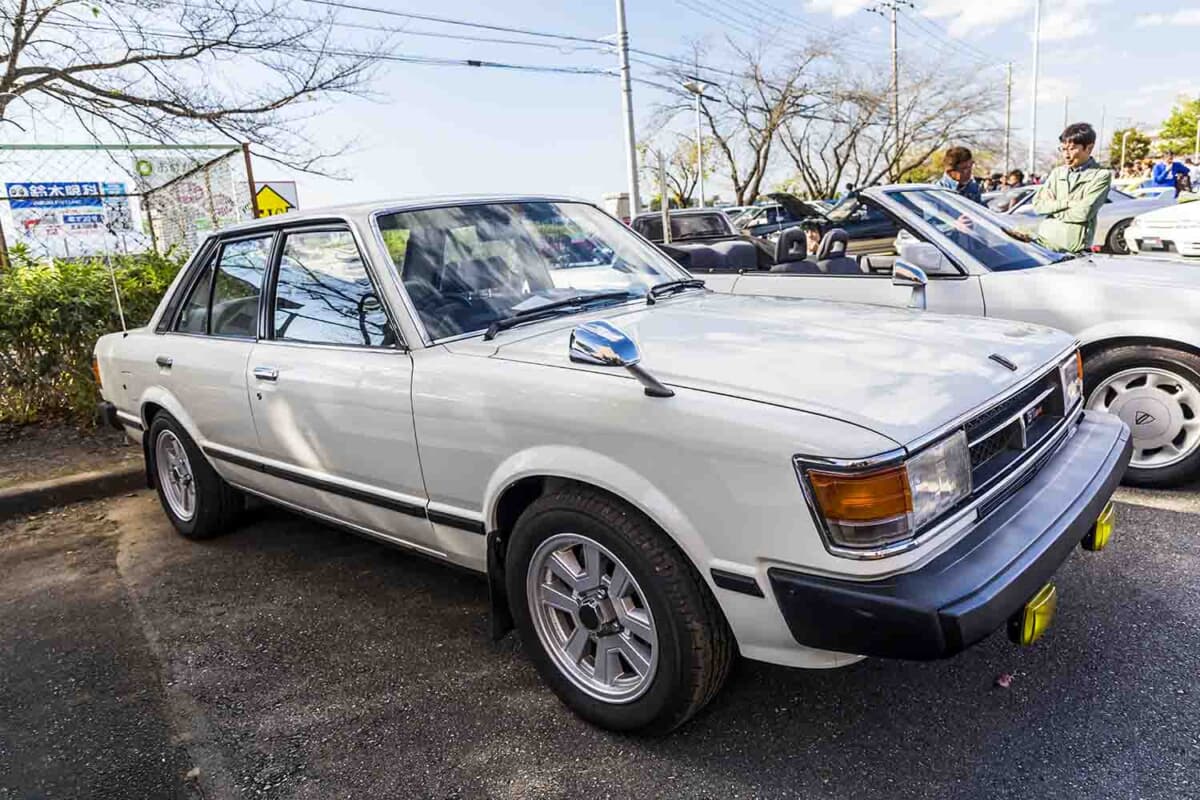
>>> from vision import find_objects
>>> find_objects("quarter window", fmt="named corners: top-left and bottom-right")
top-left (271, 229), bottom-right (393, 347)
top-left (211, 236), bottom-right (271, 337)
top-left (175, 264), bottom-right (213, 333)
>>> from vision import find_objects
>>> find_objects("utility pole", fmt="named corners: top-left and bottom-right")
top-left (615, 0), bottom-right (641, 215)
top-left (888, 2), bottom-right (901, 181)
top-left (1003, 62), bottom-right (1013, 174)
top-left (1028, 0), bottom-right (1041, 176)
top-left (694, 82), bottom-right (705, 209)
top-left (658, 150), bottom-right (670, 244)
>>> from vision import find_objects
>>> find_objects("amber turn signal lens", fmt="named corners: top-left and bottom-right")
top-left (807, 465), bottom-right (913, 522)
top-left (1075, 350), bottom-right (1084, 383)
top-left (91, 356), bottom-right (102, 389)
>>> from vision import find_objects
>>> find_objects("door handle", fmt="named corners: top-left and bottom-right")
top-left (155, 355), bottom-right (173, 368)
top-left (253, 366), bottom-right (279, 382)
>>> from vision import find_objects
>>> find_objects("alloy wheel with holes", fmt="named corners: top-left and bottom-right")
top-left (506, 487), bottom-right (734, 734)
top-left (1106, 218), bottom-right (1132, 255)
top-left (155, 429), bottom-right (196, 521)
top-left (526, 533), bottom-right (658, 703)
top-left (1084, 345), bottom-right (1200, 487)
top-left (148, 411), bottom-right (243, 539)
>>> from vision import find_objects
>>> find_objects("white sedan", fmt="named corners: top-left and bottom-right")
top-left (95, 196), bottom-right (1128, 733)
top-left (1126, 198), bottom-right (1200, 258)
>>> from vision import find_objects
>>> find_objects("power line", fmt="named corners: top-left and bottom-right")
top-left (897, 8), bottom-right (1001, 67)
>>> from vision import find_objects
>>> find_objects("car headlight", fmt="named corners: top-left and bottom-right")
top-left (1059, 350), bottom-right (1083, 409)
top-left (801, 430), bottom-right (972, 554)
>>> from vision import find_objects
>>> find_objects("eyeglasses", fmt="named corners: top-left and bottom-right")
top-left (1059, 142), bottom-right (1088, 152)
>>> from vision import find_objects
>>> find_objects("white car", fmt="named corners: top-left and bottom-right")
top-left (1126, 198), bottom-right (1200, 258)
top-left (1001, 185), bottom-right (1176, 254)
top-left (700, 185), bottom-right (1200, 487)
top-left (94, 196), bottom-right (1128, 734)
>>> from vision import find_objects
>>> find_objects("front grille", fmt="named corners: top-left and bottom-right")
top-left (966, 366), bottom-right (1066, 496)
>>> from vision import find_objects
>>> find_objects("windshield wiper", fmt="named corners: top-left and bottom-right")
top-left (483, 291), bottom-right (635, 340)
top-left (646, 278), bottom-right (706, 305)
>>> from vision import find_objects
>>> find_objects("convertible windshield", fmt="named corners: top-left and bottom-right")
top-left (376, 201), bottom-right (689, 340)
top-left (882, 188), bottom-right (1067, 272)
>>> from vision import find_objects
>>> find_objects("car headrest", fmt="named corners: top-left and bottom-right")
top-left (774, 226), bottom-right (808, 264)
top-left (815, 228), bottom-right (849, 261)
top-left (444, 256), bottom-right (512, 292)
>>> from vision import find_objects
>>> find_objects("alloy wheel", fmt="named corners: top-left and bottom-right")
top-left (155, 429), bottom-right (197, 521)
top-left (1087, 366), bottom-right (1200, 470)
top-left (525, 533), bottom-right (658, 703)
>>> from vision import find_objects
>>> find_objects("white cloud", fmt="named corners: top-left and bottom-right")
top-left (1136, 9), bottom-right (1200, 27)
top-left (918, 0), bottom-right (1103, 41)
top-left (805, 0), bottom-right (873, 17)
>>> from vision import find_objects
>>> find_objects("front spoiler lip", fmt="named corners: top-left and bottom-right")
top-left (768, 411), bottom-right (1132, 661)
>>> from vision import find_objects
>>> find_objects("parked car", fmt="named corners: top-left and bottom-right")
top-left (1126, 197), bottom-right (1200, 258)
top-left (753, 192), bottom-right (901, 254)
top-left (1000, 185), bottom-right (1176, 254)
top-left (701, 183), bottom-right (1199, 487)
top-left (95, 195), bottom-right (1129, 734)
top-left (630, 207), bottom-right (773, 271)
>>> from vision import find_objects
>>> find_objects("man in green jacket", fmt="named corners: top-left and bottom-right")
top-left (1032, 122), bottom-right (1112, 253)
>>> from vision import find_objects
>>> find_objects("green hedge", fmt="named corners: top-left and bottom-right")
top-left (0, 245), bottom-right (184, 424)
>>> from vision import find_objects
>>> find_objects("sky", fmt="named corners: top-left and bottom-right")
top-left (6, 0), bottom-right (1200, 209)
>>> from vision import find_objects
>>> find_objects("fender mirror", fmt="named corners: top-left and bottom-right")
top-left (569, 320), bottom-right (674, 398)
top-left (893, 260), bottom-right (928, 310)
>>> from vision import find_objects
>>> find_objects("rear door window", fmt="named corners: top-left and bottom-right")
top-left (210, 236), bottom-right (272, 337)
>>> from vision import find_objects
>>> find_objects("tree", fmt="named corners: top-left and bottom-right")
top-left (778, 59), bottom-right (1004, 199)
top-left (1157, 96), bottom-right (1200, 158)
top-left (638, 135), bottom-right (712, 209)
top-left (0, 0), bottom-right (378, 171)
top-left (653, 40), bottom-right (825, 206)
top-left (1109, 127), bottom-right (1151, 169)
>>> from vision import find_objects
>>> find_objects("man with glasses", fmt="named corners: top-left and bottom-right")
top-left (1031, 122), bottom-right (1112, 253)
top-left (935, 146), bottom-right (982, 203)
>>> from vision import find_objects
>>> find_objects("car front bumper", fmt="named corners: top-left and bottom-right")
top-left (768, 411), bottom-right (1132, 660)
top-left (1127, 225), bottom-right (1200, 257)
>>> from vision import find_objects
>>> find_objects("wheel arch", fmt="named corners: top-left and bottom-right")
top-left (1079, 332), bottom-right (1200, 364)
top-left (481, 446), bottom-right (716, 640)
top-left (137, 387), bottom-right (210, 489)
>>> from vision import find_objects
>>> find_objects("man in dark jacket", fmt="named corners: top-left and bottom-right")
top-left (934, 146), bottom-right (982, 203)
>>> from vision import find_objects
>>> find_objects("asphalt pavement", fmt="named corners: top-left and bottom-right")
top-left (2, 488), bottom-right (1198, 800)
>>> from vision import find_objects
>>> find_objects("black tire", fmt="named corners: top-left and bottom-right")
top-left (147, 411), bottom-right (243, 539)
top-left (1105, 218), bottom-right (1132, 255)
top-left (1084, 345), bottom-right (1200, 487)
top-left (506, 487), bottom-right (734, 735)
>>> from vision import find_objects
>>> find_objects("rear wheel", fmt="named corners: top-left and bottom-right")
top-left (1084, 345), bottom-right (1200, 487)
top-left (506, 487), bottom-right (734, 734)
top-left (148, 412), bottom-right (243, 539)
top-left (1105, 218), bottom-right (1132, 255)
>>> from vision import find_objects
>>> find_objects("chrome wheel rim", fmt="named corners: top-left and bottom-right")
top-left (525, 533), bottom-right (658, 703)
top-left (155, 429), bottom-right (196, 521)
top-left (1087, 367), bottom-right (1200, 470)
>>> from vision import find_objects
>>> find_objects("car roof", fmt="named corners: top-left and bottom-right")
top-left (632, 208), bottom-right (727, 220)
top-left (214, 194), bottom-right (589, 235)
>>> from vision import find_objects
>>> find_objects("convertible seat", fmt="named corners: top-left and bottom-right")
top-left (770, 232), bottom-right (821, 273)
top-left (672, 240), bottom-right (758, 271)
top-left (815, 229), bottom-right (860, 275)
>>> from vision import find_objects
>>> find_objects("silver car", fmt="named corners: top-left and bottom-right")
top-left (703, 184), bottom-right (1200, 488)
top-left (1002, 185), bottom-right (1177, 254)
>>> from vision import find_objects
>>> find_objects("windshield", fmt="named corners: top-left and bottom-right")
top-left (376, 201), bottom-right (689, 340)
top-left (882, 188), bottom-right (1068, 272)
top-left (824, 196), bottom-right (862, 223)
top-left (635, 212), bottom-right (730, 241)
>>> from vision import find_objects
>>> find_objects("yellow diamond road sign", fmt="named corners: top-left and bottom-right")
top-left (254, 182), bottom-right (297, 217)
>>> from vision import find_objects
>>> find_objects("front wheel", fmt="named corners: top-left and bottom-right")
top-left (1084, 345), bottom-right (1200, 487)
top-left (506, 487), bottom-right (734, 734)
top-left (1105, 218), bottom-right (1132, 255)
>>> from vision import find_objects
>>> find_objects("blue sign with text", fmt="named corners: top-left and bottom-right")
top-left (5, 182), bottom-right (103, 209)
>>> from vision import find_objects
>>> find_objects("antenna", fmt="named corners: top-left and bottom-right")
top-left (103, 217), bottom-right (127, 334)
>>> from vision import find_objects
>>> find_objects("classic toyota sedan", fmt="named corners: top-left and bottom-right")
top-left (702, 185), bottom-right (1200, 488)
top-left (95, 196), bottom-right (1130, 734)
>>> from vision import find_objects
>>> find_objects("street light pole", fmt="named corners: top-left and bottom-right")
top-left (1119, 130), bottom-right (1131, 175)
top-left (1028, 0), bottom-right (1041, 177)
top-left (889, 2), bottom-right (900, 180)
top-left (1003, 62), bottom-right (1013, 174)
top-left (1194, 116), bottom-right (1199, 164)
top-left (615, 0), bottom-right (641, 216)
top-left (694, 86), bottom-right (705, 208)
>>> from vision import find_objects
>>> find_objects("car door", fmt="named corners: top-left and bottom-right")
top-left (154, 232), bottom-right (273, 458)
top-left (245, 222), bottom-right (437, 552)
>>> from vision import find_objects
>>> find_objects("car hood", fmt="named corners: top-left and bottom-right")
top-left (1133, 198), bottom-right (1200, 224)
top-left (482, 292), bottom-right (1075, 447)
top-left (1038, 254), bottom-right (1200, 289)
top-left (766, 192), bottom-right (826, 221)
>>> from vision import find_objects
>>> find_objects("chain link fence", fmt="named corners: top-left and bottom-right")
top-left (0, 143), bottom-right (257, 262)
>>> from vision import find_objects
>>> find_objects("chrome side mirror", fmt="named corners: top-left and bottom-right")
top-left (893, 260), bottom-right (928, 310)
top-left (897, 240), bottom-right (945, 273)
top-left (569, 320), bottom-right (674, 398)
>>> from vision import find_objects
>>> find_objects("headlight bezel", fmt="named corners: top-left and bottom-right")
top-left (797, 429), bottom-right (973, 560)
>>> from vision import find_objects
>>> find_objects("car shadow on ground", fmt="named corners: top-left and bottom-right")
top-left (123, 498), bottom-right (1199, 799)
